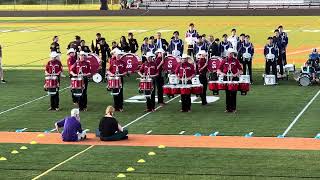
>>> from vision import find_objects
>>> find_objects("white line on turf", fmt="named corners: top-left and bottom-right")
top-left (0, 86), bottom-right (70, 116)
top-left (281, 89), bottom-right (320, 137)
top-left (31, 145), bottom-right (95, 180)
top-left (146, 130), bottom-right (152, 134)
top-left (179, 131), bottom-right (185, 135)
top-left (31, 95), bottom-right (180, 179)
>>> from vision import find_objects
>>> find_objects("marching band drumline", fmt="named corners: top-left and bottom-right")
top-left (45, 24), bottom-right (293, 113)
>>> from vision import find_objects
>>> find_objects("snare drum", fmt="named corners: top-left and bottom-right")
top-left (139, 78), bottom-right (153, 91)
top-left (208, 81), bottom-right (219, 95)
top-left (180, 85), bottom-right (191, 95)
top-left (163, 85), bottom-right (173, 95)
top-left (227, 82), bottom-right (239, 91)
top-left (191, 84), bottom-right (203, 95)
top-left (44, 76), bottom-right (59, 95)
top-left (71, 77), bottom-right (84, 97)
top-left (108, 76), bottom-right (122, 89)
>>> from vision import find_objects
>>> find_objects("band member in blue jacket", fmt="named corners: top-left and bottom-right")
top-left (147, 36), bottom-right (157, 54)
top-left (264, 37), bottom-right (279, 78)
top-left (185, 23), bottom-right (199, 57)
top-left (219, 34), bottom-right (233, 58)
top-left (193, 36), bottom-right (208, 57)
top-left (141, 37), bottom-right (149, 63)
top-left (273, 29), bottom-right (286, 77)
top-left (168, 31), bottom-right (184, 56)
top-left (240, 35), bottom-right (254, 82)
top-left (278, 25), bottom-right (289, 65)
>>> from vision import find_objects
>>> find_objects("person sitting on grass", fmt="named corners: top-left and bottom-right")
top-left (55, 108), bottom-right (87, 142)
top-left (98, 106), bottom-right (128, 141)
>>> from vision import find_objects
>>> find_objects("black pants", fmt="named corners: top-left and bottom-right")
top-left (155, 75), bottom-right (164, 104)
top-left (181, 80), bottom-right (192, 111)
top-left (265, 60), bottom-right (277, 76)
top-left (100, 130), bottom-right (128, 141)
top-left (113, 77), bottom-right (124, 110)
top-left (101, 59), bottom-right (107, 80)
top-left (69, 75), bottom-right (77, 103)
top-left (283, 51), bottom-right (287, 65)
top-left (242, 60), bottom-right (253, 82)
top-left (226, 90), bottom-right (237, 112)
top-left (278, 53), bottom-right (285, 75)
top-left (146, 79), bottom-right (156, 110)
top-left (199, 73), bottom-right (207, 105)
top-left (78, 77), bottom-right (88, 110)
top-left (100, 0), bottom-right (108, 10)
top-left (50, 90), bottom-right (59, 109)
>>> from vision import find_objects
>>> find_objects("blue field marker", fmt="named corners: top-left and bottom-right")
top-left (194, 133), bottom-right (202, 137)
top-left (244, 132), bottom-right (254, 138)
top-left (209, 131), bottom-right (219, 137)
top-left (15, 128), bottom-right (28, 133)
top-left (277, 134), bottom-right (285, 138)
top-left (314, 133), bottom-right (320, 139)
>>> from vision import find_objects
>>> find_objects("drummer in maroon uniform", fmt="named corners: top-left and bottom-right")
top-left (138, 52), bottom-right (159, 112)
top-left (217, 48), bottom-right (243, 113)
top-left (196, 50), bottom-right (208, 105)
top-left (154, 48), bottom-right (165, 106)
top-left (67, 48), bottom-right (78, 104)
top-left (70, 51), bottom-right (91, 111)
top-left (107, 48), bottom-right (127, 112)
top-left (45, 52), bottom-right (63, 111)
top-left (175, 54), bottom-right (196, 112)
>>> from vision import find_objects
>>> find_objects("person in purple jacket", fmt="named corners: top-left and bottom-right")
top-left (55, 108), bottom-right (87, 142)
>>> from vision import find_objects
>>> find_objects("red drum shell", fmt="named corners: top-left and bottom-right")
top-left (191, 85), bottom-right (203, 94)
top-left (71, 77), bottom-right (84, 89)
top-left (108, 77), bottom-right (121, 89)
top-left (45, 76), bottom-right (58, 89)
top-left (227, 82), bottom-right (239, 91)
top-left (139, 79), bottom-right (153, 91)
top-left (180, 86), bottom-right (191, 95)
top-left (87, 53), bottom-right (101, 75)
top-left (217, 82), bottom-right (226, 90)
top-left (172, 86), bottom-right (181, 94)
top-left (239, 83), bottom-right (250, 92)
top-left (208, 81), bottom-right (219, 91)
top-left (163, 85), bottom-right (173, 95)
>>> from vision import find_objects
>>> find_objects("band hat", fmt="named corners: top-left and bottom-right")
top-left (227, 48), bottom-right (237, 54)
top-left (79, 51), bottom-right (87, 56)
top-left (50, 51), bottom-right (59, 58)
top-left (146, 52), bottom-right (155, 58)
top-left (155, 48), bottom-right (165, 54)
top-left (110, 48), bottom-right (123, 55)
top-left (67, 48), bottom-right (76, 55)
top-left (197, 50), bottom-right (207, 56)
top-left (181, 54), bottom-right (191, 59)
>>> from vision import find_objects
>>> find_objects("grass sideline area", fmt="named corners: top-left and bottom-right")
top-left (0, 4), bottom-right (121, 11)
top-left (0, 16), bottom-right (320, 179)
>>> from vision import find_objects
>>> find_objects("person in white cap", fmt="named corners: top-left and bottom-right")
top-left (70, 51), bottom-right (91, 111)
top-left (138, 52), bottom-right (158, 112)
top-left (175, 54), bottom-right (196, 112)
top-left (45, 52), bottom-right (63, 111)
top-left (66, 48), bottom-right (78, 104)
top-left (217, 48), bottom-right (243, 113)
top-left (107, 48), bottom-right (127, 112)
top-left (154, 48), bottom-right (166, 105)
top-left (55, 108), bottom-right (87, 142)
top-left (196, 50), bottom-right (208, 105)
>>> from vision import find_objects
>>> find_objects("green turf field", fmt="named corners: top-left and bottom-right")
top-left (1, 16), bottom-right (320, 179)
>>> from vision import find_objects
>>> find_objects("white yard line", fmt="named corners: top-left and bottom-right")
top-left (0, 86), bottom-right (70, 116)
top-left (31, 95), bottom-right (180, 179)
top-left (179, 131), bottom-right (186, 135)
top-left (31, 145), bottom-right (95, 180)
top-left (146, 130), bottom-right (153, 134)
top-left (281, 89), bottom-right (320, 137)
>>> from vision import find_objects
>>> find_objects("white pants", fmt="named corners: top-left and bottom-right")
top-left (77, 131), bottom-right (87, 141)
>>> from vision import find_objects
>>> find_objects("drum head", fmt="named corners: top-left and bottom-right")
top-left (93, 73), bottom-right (102, 83)
top-left (87, 53), bottom-right (101, 75)
top-left (299, 75), bottom-right (311, 86)
top-left (207, 56), bottom-right (222, 72)
top-left (121, 53), bottom-right (140, 73)
top-left (163, 55), bottom-right (178, 73)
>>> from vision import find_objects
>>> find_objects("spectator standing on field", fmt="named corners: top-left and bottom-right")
top-left (0, 45), bottom-right (6, 84)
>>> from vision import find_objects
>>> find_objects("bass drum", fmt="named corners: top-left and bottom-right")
top-left (86, 53), bottom-right (101, 75)
top-left (163, 55), bottom-right (179, 74)
top-left (299, 74), bottom-right (311, 87)
top-left (121, 53), bottom-right (140, 74)
top-left (207, 56), bottom-right (222, 73)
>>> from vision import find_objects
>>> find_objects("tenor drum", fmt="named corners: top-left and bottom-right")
top-left (139, 78), bottom-right (153, 91)
top-left (163, 85), bottom-right (174, 95)
top-left (239, 83), bottom-right (250, 95)
top-left (227, 82), bottom-right (239, 91)
top-left (44, 76), bottom-right (59, 95)
top-left (208, 81), bottom-right (219, 95)
top-left (180, 85), bottom-right (191, 95)
top-left (191, 75), bottom-right (201, 85)
top-left (299, 74), bottom-right (311, 87)
top-left (171, 85), bottom-right (181, 95)
top-left (169, 74), bottom-right (179, 85)
top-left (217, 81), bottom-right (227, 90)
top-left (191, 84), bottom-right (203, 95)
